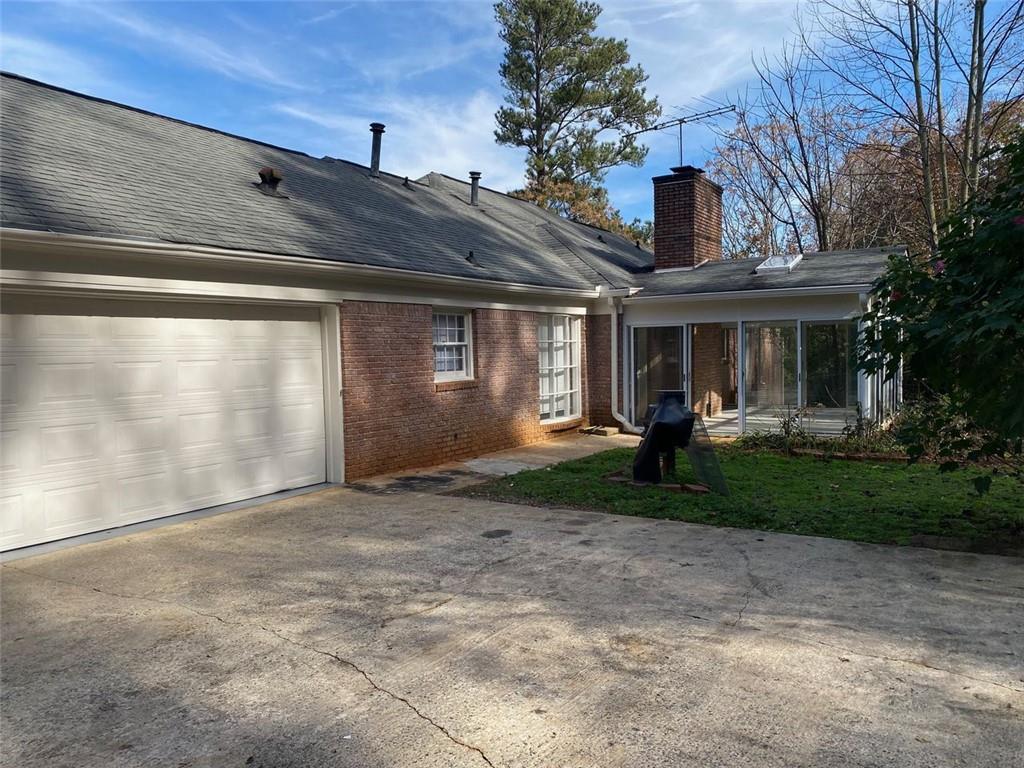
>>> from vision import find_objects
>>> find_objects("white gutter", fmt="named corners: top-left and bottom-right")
top-left (609, 297), bottom-right (643, 435)
top-left (1, 228), bottom-right (604, 300)
top-left (623, 283), bottom-right (875, 303)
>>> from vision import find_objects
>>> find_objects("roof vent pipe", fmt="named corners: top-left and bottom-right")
top-left (254, 167), bottom-right (286, 197)
top-left (369, 122), bottom-right (385, 178)
top-left (469, 170), bottom-right (482, 205)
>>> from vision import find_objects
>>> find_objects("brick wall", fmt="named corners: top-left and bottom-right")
top-left (652, 166), bottom-right (723, 270)
top-left (584, 313), bottom-right (629, 428)
top-left (340, 301), bottom-right (589, 479)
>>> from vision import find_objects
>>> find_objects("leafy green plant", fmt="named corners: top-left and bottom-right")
top-left (859, 131), bottom-right (1024, 491)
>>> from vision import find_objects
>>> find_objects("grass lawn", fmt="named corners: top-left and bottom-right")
top-left (453, 446), bottom-right (1024, 553)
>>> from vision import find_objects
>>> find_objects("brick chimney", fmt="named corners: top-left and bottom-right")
top-left (652, 165), bottom-right (722, 270)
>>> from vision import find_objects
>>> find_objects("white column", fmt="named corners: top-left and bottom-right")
top-left (796, 319), bottom-right (803, 409)
top-left (737, 320), bottom-right (746, 433)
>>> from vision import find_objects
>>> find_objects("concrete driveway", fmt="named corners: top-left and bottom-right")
top-left (2, 478), bottom-right (1022, 767)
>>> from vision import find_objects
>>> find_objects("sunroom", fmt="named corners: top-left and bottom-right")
top-left (622, 250), bottom-right (903, 436)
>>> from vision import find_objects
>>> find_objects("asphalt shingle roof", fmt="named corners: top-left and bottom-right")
top-left (1, 72), bottom-right (897, 298)
top-left (632, 247), bottom-right (902, 297)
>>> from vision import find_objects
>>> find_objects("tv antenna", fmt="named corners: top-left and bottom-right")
top-left (626, 104), bottom-right (736, 166)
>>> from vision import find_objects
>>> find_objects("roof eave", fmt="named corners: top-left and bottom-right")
top-left (0, 228), bottom-right (606, 300)
top-left (623, 283), bottom-right (876, 303)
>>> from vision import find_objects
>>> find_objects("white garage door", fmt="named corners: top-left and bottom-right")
top-left (1, 297), bottom-right (327, 550)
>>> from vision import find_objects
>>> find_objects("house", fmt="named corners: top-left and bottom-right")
top-left (0, 73), bottom-right (902, 550)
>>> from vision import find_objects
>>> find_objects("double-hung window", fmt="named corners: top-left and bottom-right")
top-left (538, 314), bottom-right (581, 421)
top-left (433, 311), bottom-right (473, 381)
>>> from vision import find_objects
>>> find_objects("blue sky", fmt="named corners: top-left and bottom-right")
top-left (1, 1), bottom-right (798, 221)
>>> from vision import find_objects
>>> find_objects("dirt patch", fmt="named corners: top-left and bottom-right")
top-left (349, 469), bottom-right (474, 495)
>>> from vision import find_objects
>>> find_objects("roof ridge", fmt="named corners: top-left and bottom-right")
top-left (538, 222), bottom-right (617, 287)
top-left (427, 171), bottom-right (634, 241)
top-left (2, 70), bottom-right (416, 184)
top-left (1, 71), bottom-right (323, 162)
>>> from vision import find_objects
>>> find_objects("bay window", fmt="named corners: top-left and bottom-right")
top-left (538, 314), bottom-right (581, 421)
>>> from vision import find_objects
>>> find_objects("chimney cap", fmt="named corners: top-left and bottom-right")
top-left (469, 170), bottom-right (482, 179)
top-left (369, 122), bottom-right (386, 133)
top-left (670, 165), bottom-right (704, 176)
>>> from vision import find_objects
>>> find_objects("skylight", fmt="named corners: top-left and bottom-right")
top-left (755, 253), bottom-right (803, 274)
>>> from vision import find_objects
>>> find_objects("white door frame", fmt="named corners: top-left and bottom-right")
top-left (626, 322), bottom-right (688, 423)
top-left (737, 320), bottom-right (747, 433)
top-left (319, 304), bottom-right (345, 483)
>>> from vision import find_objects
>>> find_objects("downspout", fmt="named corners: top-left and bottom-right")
top-left (610, 297), bottom-right (643, 434)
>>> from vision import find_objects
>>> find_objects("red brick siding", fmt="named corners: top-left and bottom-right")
top-left (584, 314), bottom-right (626, 427)
top-left (340, 301), bottom-right (588, 479)
top-left (653, 167), bottom-right (723, 270)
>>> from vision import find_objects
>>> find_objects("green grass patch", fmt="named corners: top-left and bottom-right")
top-left (453, 446), bottom-right (1024, 553)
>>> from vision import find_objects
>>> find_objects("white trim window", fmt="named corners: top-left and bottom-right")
top-left (433, 311), bottom-right (473, 381)
top-left (538, 314), bottom-right (581, 421)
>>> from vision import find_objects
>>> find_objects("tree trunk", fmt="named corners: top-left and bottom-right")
top-left (933, 0), bottom-right (951, 219)
top-left (961, 0), bottom-right (986, 201)
top-left (969, 0), bottom-right (987, 195)
top-left (908, 0), bottom-right (940, 254)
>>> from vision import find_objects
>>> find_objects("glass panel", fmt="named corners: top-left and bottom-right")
top-left (554, 394), bottom-right (567, 418)
top-left (633, 327), bottom-right (683, 424)
top-left (539, 366), bottom-right (551, 396)
top-left (553, 367), bottom-right (567, 394)
top-left (688, 323), bottom-right (739, 429)
top-left (743, 322), bottom-right (798, 427)
top-left (802, 321), bottom-right (859, 409)
top-left (552, 342), bottom-right (566, 368)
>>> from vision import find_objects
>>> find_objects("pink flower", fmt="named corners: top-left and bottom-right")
top-left (1014, 214), bottom-right (1024, 227)
top-left (890, 289), bottom-right (904, 302)
top-left (934, 259), bottom-right (946, 274)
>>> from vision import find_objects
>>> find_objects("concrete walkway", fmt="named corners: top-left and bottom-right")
top-left (2, 436), bottom-right (1022, 767)
top-left (347, 432), bottom-right (639, 495)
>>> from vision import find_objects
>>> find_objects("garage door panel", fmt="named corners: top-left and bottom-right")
top-left (43, 482), bottom-right (104, 533)
top-left (177, 358), bottom-right (224, 396)
top-left (1, 304), bottom-right (327, 550)
top-left (118, 471), bottom-right (171, 519)
top-left (284, 446), bottom-right (326, 488)
top-left (113, 360), bottom-right (166, 400)
top-left (115, 416), bottom-right (167, 458)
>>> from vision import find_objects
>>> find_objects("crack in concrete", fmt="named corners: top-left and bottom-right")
top-left (4, 565), bottom-right (497, 767)
top-left (375, 553), bottom-right (519, 630)
top-left (730, 589), bottom-right (754, 627)
top-left (379, 596), bottom-right (455, 627)
top-left (8, 551), bottom-right (1022, 721)
top-left (806, 637), bottom-right (1024, 695)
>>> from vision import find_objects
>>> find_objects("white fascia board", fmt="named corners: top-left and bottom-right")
top-left (0, 269), bottom-right (592, 315)
top-left (623, 284), bottom-right (874, 304)
top-left (1, 228), bottom-right (603, 301)
top-left (0, 269), bottom-right (345, 305)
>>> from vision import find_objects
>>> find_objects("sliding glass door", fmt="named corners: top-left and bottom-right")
top-left (743, 322), bottom-right (798, 426)
top-left (633, 326), bottom-right (684, 424)
top-left (802, 320), bottom-right (859, 410)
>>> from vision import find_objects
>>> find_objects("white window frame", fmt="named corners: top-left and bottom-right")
top-left (433, 311), bottom-right (474, 382)
top-left (538, 314), bottom-right (581, 422)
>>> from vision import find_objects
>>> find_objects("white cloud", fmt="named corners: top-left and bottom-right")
top-left (80, 3), bottom-right (308, 91)
top-left (275, 89), bottom-right (526, 192)
top-left (0, 34), bottom-right (112, 94)
top-left (601, 0), bottom-right (796, 107)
